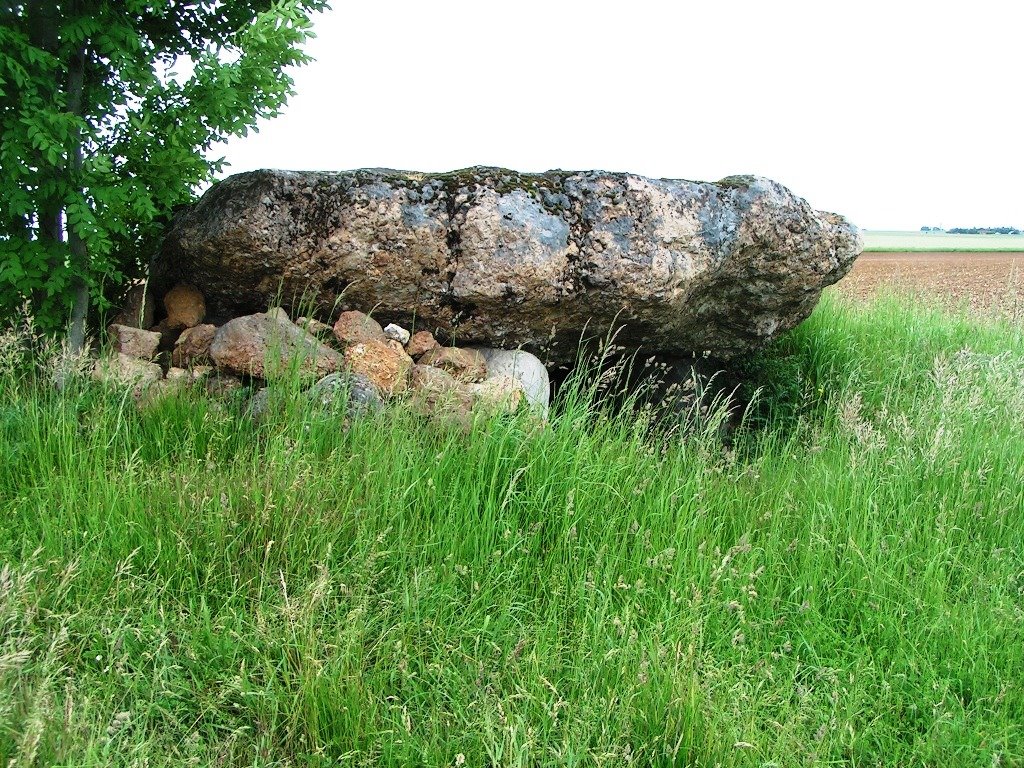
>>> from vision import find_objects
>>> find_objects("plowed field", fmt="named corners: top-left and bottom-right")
top-left (831, 251), bottom-right (1024, 319)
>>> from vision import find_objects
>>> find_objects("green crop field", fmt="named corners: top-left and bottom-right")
top-left (2, 293), bottom-right (1024, 766)
top-left (862, 230), bottom-right (1024, 252)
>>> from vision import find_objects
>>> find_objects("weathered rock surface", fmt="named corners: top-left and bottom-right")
top-left (153, 167), bottom-right (862, 364)
top-left (210, 311), bottom-right (344, 379)
top-left (343, 339), bottom-right (412, 395)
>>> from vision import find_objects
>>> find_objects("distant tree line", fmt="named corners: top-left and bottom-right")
top-left (920, 226), bottom-right (1022, 235)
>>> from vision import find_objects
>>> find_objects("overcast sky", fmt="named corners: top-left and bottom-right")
top-left (219, 0), bottom-right (1023, 231)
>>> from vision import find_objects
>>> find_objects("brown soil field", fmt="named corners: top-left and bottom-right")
top-left (829, 251), bottom-right (1024, 320)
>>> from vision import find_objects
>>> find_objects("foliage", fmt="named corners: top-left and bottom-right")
top-left (0, 0), bottom-right (328, 332)
top-left (2, 293), bottom-right (1023, 765)
top-left (732, 334), bottom-right (815, 432)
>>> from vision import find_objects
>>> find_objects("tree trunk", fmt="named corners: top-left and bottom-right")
top-left (27, 0), bottom-right (62, 248)
top-left (27, 1), bottom-right (91, 353)
top-left (26, 1), bottom-right (66, 314)
top-left (66, 41), bottom-right (89, 353)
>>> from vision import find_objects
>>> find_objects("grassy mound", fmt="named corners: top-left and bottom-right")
top-left (2, 294), bottom-right (1022, 766)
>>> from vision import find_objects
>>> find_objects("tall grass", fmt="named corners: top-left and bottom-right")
top-left (1, 292), bottom-right (1023, 766)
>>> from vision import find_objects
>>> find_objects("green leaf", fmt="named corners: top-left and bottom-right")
top-left (0, 0), bottom-right (330, 333)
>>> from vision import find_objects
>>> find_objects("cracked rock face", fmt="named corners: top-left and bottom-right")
top-left (153, 167), bottom-right (862, 365)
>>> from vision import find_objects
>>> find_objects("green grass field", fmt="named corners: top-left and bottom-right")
top-left (862, 230), bottom-right (1024, 252)
top-left (2, 293), bottom-right (1023, 766)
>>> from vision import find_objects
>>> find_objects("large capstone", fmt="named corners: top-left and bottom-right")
top-left (152, 167), bottom-right (862, 365)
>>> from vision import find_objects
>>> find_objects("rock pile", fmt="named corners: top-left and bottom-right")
top-left (94, 281), bottom-right (550, 424)
top-left (100, 166), bottom-right (864, 427)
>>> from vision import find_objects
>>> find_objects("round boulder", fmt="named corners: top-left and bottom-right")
top-left (472, 348), bottom-right (550, 416)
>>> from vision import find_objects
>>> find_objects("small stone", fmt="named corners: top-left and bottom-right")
top-left (383, 323), bottom-right (411, 345)
top-left (165, 366), bottom-right (191, 381)
top-left (409, 364), bottom-right (474, 418)
top-left (210, 312), bottom-right (344, 379)
top-left (171, 323), bottom-right (216, 368)
top-left (204, 374), bottom-right (244, 397)
top-left (136, 378), bottom-right (181, 409)
top-left (107, 323), bottom-right (161, 361)
top-left (247, 387), bottom-right (273, 422)
top-left (91, 353), bottom-right (162, 391)
top-left (309, 372), bottom-right (382, 417)
top-left (406, 330), bottom-right (439, 358)
top-left (386, 338), bottom-right (414, 361)
top-left (467, 375), bottom-right (526, 414)
top-left (343, 339), bottom-right (412, 396)
top-left (473, 348), bottom-right (550, 416)
top-left (163, 283), bottom-right (206, 329)
top-left (297, 317), bottom-right (332, 336)
top-left (333, 310), bottom-right (385, 346)
top-left (418, 346), bottom-right (488, 383)
top-left (410, 363), bottom-right (463, 395)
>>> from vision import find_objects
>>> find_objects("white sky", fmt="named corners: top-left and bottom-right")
top-left (219, 0), bottom-right (1023, 231)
